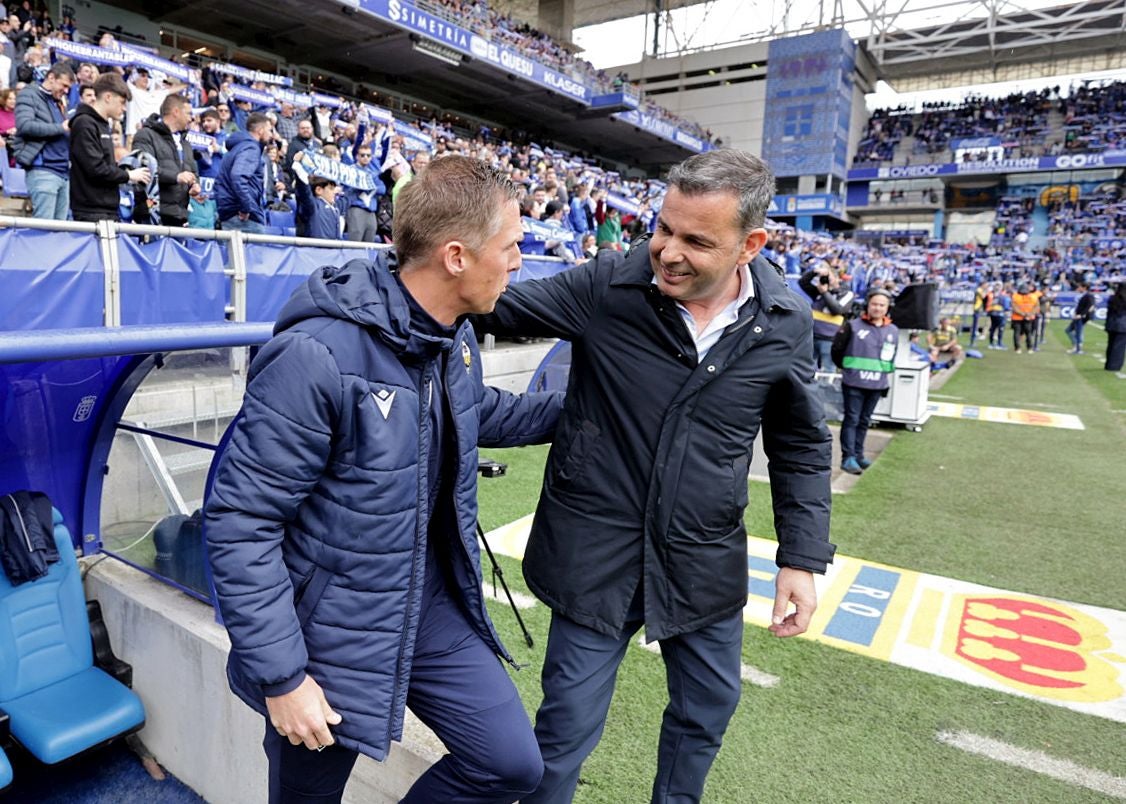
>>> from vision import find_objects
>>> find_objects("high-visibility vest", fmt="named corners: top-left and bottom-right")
top-left (1011, 292), bottom-right (1039, 321)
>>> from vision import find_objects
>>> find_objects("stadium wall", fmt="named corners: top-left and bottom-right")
top-left (79, 1), bottom-right (161, 46)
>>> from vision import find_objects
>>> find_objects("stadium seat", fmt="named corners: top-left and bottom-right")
top-left (0, 745), bottom-right (11, 790)
top-left (0, 146), bottom-right (28, 199)
top-left (0, 507), bottom-right (145, 764)
top-left (267, 208), bottom-right (296, 232)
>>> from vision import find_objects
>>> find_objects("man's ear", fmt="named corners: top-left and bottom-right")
top-left (737, 227), bottom-right (769, 266)
top-left (442, 240), bottom-right (468, 277)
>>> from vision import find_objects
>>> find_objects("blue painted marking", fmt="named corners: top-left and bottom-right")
top-left (747, 555), bottom-right (778, 600)
top-left (822, 566), bottom-right (900, 646)
top-left (962, 406), bottom-right (980, 419)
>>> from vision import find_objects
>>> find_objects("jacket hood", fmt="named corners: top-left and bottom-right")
top-left (225, 131), bottom-right (260, 153)
top-left (141, 113), bottom-right (172, 136)
top-left (275, 253), bottom-right (450, 358)
top-left (72, 103), bottom-right (108, 125)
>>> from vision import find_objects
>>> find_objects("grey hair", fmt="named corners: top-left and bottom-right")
top-left (666, 149), bottom-right (776, 232)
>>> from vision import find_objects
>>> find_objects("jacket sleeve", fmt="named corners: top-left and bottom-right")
top-left (477, 387), bottom-right (562, 447)
top-left (15, 92), bottom-right (65, 140)
top-left (797, 269), bottom-right (819, 301)
top-left (830, 321), bottom-right (851, 369)
top-left (204, 332), bottom-right (342, 694)
top-left (133, 129), bottom-right (176, 188)
top-left (70, 117), bottom-right (129, 185)
top-left (474, 252), bottom-right (612, 339)
top-left (760, 315), bottom-right (835, 573)
top-left (232, 147), bottom-right (261, 214)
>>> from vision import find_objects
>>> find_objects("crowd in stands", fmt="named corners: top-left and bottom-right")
top-left (0, 6), bottom-right (683, 256)
top-left (854, 81), bottom-right (1126, 167)
top-left (412, 0), bottom-right (717, 145)
top-left (0, 2), bottom-right (714, 256)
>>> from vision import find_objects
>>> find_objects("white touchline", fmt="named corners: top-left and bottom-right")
top-left (483, 586), bottom-right (537, 609)
top-left (636, 636), bottom-right (781, 688)
top-left (936, 731), bottom-right (1126, 799)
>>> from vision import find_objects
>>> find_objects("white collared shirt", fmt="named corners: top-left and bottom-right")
top-left (655, 264), bottom-right (755, 360)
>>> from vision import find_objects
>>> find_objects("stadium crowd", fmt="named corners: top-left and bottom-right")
top-left (854, 80), bottom-right (1126, 167)
top-left (0, 6), bottom-right (698, 257)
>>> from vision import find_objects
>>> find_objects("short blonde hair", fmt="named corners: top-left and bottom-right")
top-left (394, 155), bottom-right (518, 268)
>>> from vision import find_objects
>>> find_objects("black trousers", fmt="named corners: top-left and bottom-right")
top-left (1107, 331), bottom-right (1126, 372)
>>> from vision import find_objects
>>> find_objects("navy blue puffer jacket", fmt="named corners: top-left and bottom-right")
top-left (205, 255), bottom-right (561, 760)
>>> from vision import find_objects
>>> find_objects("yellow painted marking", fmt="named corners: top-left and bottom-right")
top-left (907, 588), bottom-right (944, 650)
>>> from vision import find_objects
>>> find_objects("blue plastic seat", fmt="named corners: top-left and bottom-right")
top-left (267, 208), bottom-right (296, 232)
top-left (0, 145), bottom-right (28, 198)
top-left (0, 509), bottom-right (145, 764)
top-left (0, 745), bottom-right (11, 789)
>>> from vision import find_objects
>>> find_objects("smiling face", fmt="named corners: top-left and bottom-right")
top-left (649, 185), bottom-right (764, 309)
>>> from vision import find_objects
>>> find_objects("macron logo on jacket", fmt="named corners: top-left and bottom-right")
top-left (372, 389), bottom-right (395, 420)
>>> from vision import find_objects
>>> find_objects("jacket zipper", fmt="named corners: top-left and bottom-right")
top-left (387, 368), bottom-right (430, 746)
top-left (443, 353), bottom-right (515, 668)
top-left (5, 495), bottom-right (34, 552)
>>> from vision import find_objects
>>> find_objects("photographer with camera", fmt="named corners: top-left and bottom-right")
top-left (799, 260), bottom-right (855, 371)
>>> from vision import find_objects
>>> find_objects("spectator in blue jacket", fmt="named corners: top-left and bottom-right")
top-left (306, 176), bottom-right (343, 240)
top-left (215, 111), bottom-right (273, 233)
top-left (205, 155), bottom-right (560, 804)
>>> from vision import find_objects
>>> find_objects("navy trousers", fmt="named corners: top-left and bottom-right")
top-left (840, 384), bottom-right (883, 461)
top-left (263, 578), bottom-right (542, 803)
top-left (524, 609), bottom-right (743, 804)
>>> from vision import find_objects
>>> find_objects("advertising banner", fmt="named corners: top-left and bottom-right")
top-left (849, 151), bottom-right (1126, 181)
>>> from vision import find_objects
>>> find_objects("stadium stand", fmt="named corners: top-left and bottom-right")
top-left (853, 81), bottom-right (1125, 167)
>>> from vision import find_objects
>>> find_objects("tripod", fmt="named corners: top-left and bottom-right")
top-left (477, 459), bottom-right (534, 648)
top-left (477, 521), bottom-right (534, 648)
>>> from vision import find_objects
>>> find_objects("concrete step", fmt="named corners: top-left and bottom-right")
top-left (480, 339), bottom-right (557, 393)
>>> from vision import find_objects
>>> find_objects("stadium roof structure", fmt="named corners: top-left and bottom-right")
top-left (102, 0), bottom-right (704, 167)
top-left (575, 0), bottom-right (1126, 89)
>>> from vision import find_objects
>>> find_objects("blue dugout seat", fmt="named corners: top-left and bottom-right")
top-left (0, 146), bottom-right (28, 198)
top-left (0, 745), bottom-right (10, 789)
top-left (0, 508), bottom-right (145, 764)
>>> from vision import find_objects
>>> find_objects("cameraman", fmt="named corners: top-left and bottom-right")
top-left (800, 260), bottom-right (855, 371)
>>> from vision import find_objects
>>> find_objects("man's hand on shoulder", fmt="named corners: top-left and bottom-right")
top-left (768, 567), bottom-right (817, 638)
top-left (266, 675), bottom-right (343, 750)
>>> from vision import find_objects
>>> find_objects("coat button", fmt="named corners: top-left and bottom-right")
top-left (706, 365), bottom-right (716, 373)
top-left (753, 326), bottom-right (763, 333)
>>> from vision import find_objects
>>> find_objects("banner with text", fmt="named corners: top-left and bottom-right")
top-left (849, 150), bottom-right (1126, 180)
top-left (357, 0), bottom-right (590, 104)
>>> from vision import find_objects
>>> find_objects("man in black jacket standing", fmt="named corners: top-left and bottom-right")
top-left (482, 149), bottom-right (834, 803)
top-left (69, 73), bottom-right (150, 223)
top-left (133, 94), bottom-right (199, 227)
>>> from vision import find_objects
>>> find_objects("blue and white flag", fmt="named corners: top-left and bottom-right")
top-left (294, 152), bottom-right (377, 191)
top-left (213, 62), bottom-right (292, 87)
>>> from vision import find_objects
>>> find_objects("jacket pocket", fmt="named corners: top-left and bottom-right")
top-left (294, 565), bottom-right (332, 626)
top-left (556, 419), bottom-right (601, 485)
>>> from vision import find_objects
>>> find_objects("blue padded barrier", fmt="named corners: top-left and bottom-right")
top-left (513, 258), bottom-right (572, 284)
top-left (243, 241), bottom-right (384, 322)
top-left (0, 509), bottom-right (144, 764)
top-left (117, 236), bottom-right (229, 325)
top-left (0, 229), bottom-right (105, 330)
top-left (527, 340), bottom-right (572, 393)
